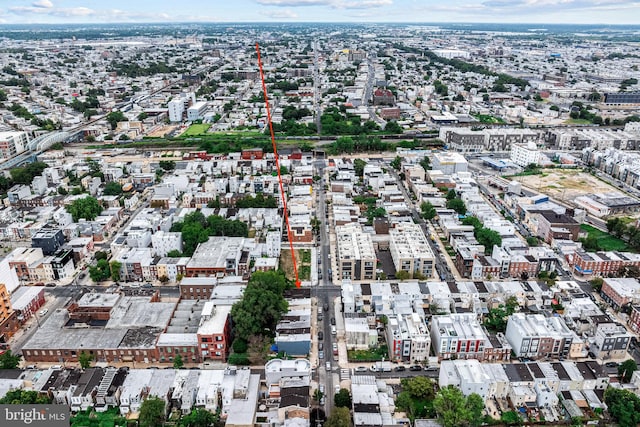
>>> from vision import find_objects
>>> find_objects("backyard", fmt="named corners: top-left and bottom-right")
top-left (348, 345), bottom-right (389, 362)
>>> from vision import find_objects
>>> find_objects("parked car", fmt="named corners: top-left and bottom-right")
top-left (323, 302), bottom-right (329, 311)
top-left (318, 343), bottom-right (323, 351)
top-left (605, 362), bottom-right (619, 368)
top-left (355, 366), bottom-right (368, 373)
top-left (394, 366), bottom-right (406, 372)
top-left (39, 309), bottom-right (48, 316)
top-left (325, 362), bottom-right (331, 370)
top-left (330, 317), bottom-right (336, 325)
top-left (319, 351), bottom-right (324, 359)
top-left (331, 326), bottom-right (336, 335)
top-left (318, 331), bottom-right (323, 341)
top-left (409, 365), bottom-right (422, 371)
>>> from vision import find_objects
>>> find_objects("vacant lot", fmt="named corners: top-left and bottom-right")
top-left (279, 249), bottom-right (311, 282)
top-left (509, 168), bottom-right (618, 203)
top-left (580, 224), bottom-right (630, 252)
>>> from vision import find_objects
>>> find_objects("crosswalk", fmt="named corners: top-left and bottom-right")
top-left (340, 368), bottom-right (350, 381)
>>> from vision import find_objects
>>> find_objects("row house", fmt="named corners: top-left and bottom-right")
top-left (571, 250), bottom-right (640, 277)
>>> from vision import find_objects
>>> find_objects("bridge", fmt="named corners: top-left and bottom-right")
top-left (0, 130), bottom-right (84, 170)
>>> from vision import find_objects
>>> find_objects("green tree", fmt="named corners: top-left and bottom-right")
top-left (313, 388), bottom-right (324, 403)
top-left (66, 196), bottom-right (103, 222)
top-left (334, 388), bottom-right (352, 408)
top-left (500, 410), bottom-right (522, 425)
top-left (0, 350), bottom-right (21, 369)
top-left (159, 160), bottom-right (176, 171)
top-left (354, 158), bottom-right (366, 177)
top-left (167, 250), bottom-right (182, 258)
top-left (589, 277), bottom-right (603, 292)
top-left (446, 198), bottom-right (466, 215)
top-left (89, 259), bottom-right (111, 283)
top-left (106, 111), bottom-right (127, 130)
top-left (433, 386), bottom-right (470, 427)
top-left (476, 228), bottom-right (502, 254)
top-left (95, 251), bottom-right (108, 261)
top-left (78, 351), bottom-right (93, 369)
top-left (619, 359), bottom-right (638, 382)
top-left (526, 236), bottom-right (538, 246)
top-left (446, 189), bottom-right (457, 200)
top-left (173, 354), bottom-right (184, 369)
top-left (385, 120), bottom-right (402, 134)
top-left (139, 396), bottom-right (165, 427)
top-left (466, 393), bottom-right (485, 427)
top-left (419, 156), bottom-right (431, 171)
top-left (230, 271), bottom-right (290, 341)
top-left (420, 201), bottom-right (437, 220)
top-left (180, 408), bottom-right (217, 427)
top-left (605, 387), bottom-right (640, 427)
top-left (324, 407), bottom-right (352, 427)
top-left (109, 261), bottom-right (121, 282)
top-left (0, 389), bottom-right (51, 404)
top-left (232, 338), bottom-right (248, 354)
top-left (103, 181), bottom-right (123, 196)
top-left (390, 156), bottom-right (402, 170)
top-left (395, 270), bottom-right (410, 281)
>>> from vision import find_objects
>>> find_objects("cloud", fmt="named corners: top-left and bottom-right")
top-left (256, 0), bottom-right (392, 8)
top-left (32, 0), bottom-right (53, 8)
top-left (257, 0), bottom-right (331, 5)
top-left (10, 5), bottom-right (94, 17)
top-left (264, 9), bottom-right (300, 18)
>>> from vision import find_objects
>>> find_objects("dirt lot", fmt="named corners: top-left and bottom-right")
top-left (510, 169), bottom-right (619, 204)
top-left (279, 249), bottom-right (310, 281)
top-left (146, 124), bottom-right (181, 138)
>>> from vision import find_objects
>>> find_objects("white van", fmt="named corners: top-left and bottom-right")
top-left (331, 325), bottom-right (337, 335)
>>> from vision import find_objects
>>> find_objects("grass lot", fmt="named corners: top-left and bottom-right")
top-left (71, 408), bottom-right (129, 427)
top-left (279, 249), bottom-right (310, 282)
top-left (564, 118), bottom-right (592, 125)
top-left (473, 114), bottom-right (505, 124)
top-left (348, 345), bottom-right (388, 362)
top-left (580, 224), bottom-right (630, 251)
top-left (182, 123), bottom-right (211, 136)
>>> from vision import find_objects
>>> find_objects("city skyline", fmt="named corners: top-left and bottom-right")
top-left (1, 0), bottom-right (639, 25)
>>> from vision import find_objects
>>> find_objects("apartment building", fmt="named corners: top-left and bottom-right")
top-left (336, 223), bottom-right (376, 281)
top-left (505, 313), bottom-right (574, 359)
top-left (591, 323), bottom-right (631, 359)
top-left (168, 99), bottom-right (185, 122)
top-left (510, 142), bottom-right (541, 167)
top-left (600, 277), bottom-right (640, 310)
top-left (8, 247), bottom-right (44, 280)
top-left (186, 237), bottom-right (248, 277)
top-left (571, 250), bottom-right (640, 277)
top-left (150, 231), bottom-right (183, 257)
top-left (31, 229), bottom-right (65, 256)
top-left (196, 303), bottom-right (232, 361)
top-left (535, 211), bottom-right (581, 243)
top-left (431, 313), bottom-right (505, 362)
top-left (389, 222), bottom-right (435, 278)
top-left (431, 152), bottom-right (468, 175)
top-left (386, 313), bottom-right (431, 363)
top-left (0, 131), bottom-right (28, 159)
top-left (439, 359), bottom-right (491, 399)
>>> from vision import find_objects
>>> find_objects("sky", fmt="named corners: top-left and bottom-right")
top-left (0, 0), bottom-right (639, 25)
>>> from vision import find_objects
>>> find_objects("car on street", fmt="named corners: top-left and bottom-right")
top-left (39, 309), bottom-right (48, 316)
top-left (605, 362), bottom-right (619, 368)
top-left (319, 351), bottom-right (324, 359)
top-left (394, 366), bottom-right (406, 372)
top-left (45, 283), bottom-right (56, 287)
top-left (318, 331), bottom-right (323, 341)
top-left (323, 302), bottom-right (329, 311)
top-left (332, 343), bottom-right (338, 355)
top-left (319, 384), bottom-right (325, 394)
top-left (409, 365), bottom-right (422, 371)
top-left (325, 362), bottom-right (331, 370)
top-left (318, 343), bottom-right (323, 351)
top-left (331, 326), bottom-right (336, 335)
top-left (355, 366), bottom-right (368, 373)
top-left (330, 317), bottom-right (336, 325)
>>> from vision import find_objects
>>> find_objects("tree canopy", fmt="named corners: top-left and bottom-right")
top-left (0, 389), bottom-right (51, 404)
top-left (138, 397), bottom-right (165, 427)
top-left (0, 350), bottom-right (21, 369)
top-left (66, 196), bottom-right (103, 222)
top-left (89, 259), bottom-right (111, 283)
top-left (619, 359), bottom-right (638, 383)
top-left (231, 271), bottom-right (291, 341)
top-left (180, 408), bottom-right (218, 427)
top-left (433, 386), bottom-right (484, 427)
top-left (334, 388), bottom-right (352, 408)
top-left (170, 211), bottom-right (249, 256)
top-left (446, 198), bottom-right (466, 215)
top-left (605, 387), bottom-right (640, 427)
top-left (324, 407), bottom-right (352, 427)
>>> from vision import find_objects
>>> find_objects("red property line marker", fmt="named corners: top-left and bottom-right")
top-left (256, 42), bottom-right (301, 288)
